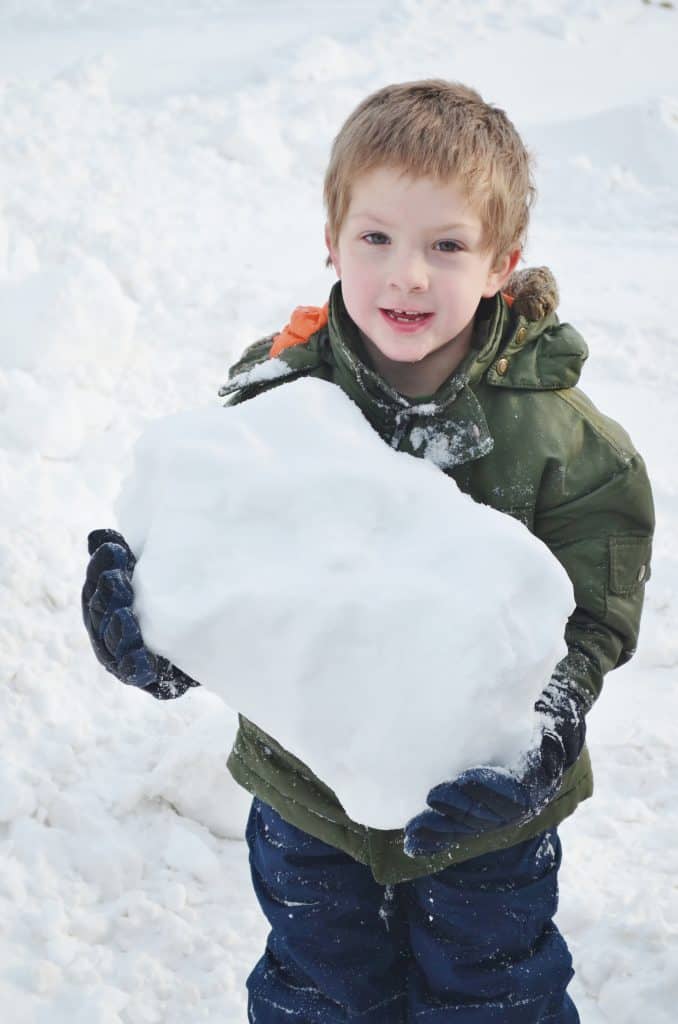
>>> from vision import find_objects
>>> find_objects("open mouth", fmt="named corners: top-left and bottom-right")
top-left (381, 308), bottom-right (433, 324)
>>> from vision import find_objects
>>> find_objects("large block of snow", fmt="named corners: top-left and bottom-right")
top-left (116, 378), bottom-right (573, 829)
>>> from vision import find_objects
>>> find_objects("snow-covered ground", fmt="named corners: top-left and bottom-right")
top-left (0, 1), bottom-right (676, 1020)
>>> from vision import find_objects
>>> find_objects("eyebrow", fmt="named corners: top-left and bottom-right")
top-left (348, 211), bottom-right (476, 233)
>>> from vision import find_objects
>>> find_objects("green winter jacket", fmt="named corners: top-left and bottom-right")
top-left (220, 280), bottom-right (654, 885)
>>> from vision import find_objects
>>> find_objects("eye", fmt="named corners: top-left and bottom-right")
top-left (361, 232), bottom-right (390, 245)
top-left (434, 239), bottom-right (463, 253)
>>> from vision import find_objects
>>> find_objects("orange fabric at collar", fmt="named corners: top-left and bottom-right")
top-left (270, 304), bottom-right (329, 358)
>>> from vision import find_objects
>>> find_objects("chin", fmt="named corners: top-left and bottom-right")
top-left (379, 340), bottom-right (433, 365)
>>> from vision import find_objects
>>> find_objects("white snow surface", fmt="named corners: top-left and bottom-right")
top-left (116, 378), bottom-right (572, 829)
top-left (1, 1), bottom-right (677, 1021)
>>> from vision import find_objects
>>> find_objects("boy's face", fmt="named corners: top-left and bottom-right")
top-left (326, 168), bottom-right (518, 368)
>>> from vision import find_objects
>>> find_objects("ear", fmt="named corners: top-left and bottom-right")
top-left (482, 248), bottom-right (522, 298)
top-left (324, 224), bottom-right (341, 276)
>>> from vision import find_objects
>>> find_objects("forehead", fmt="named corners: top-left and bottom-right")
top-left (345, 166), bottom-right (481, 231)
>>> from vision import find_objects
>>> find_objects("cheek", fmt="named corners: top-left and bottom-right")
top-left (343, 264), bottom-right (371, 300)
top-left (341, 275), bottom-right (376, 330)
top-left (342, 278), bottom-right (365, 316)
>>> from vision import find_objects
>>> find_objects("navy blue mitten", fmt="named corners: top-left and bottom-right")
top-left (403, 676), bottom-right (589, 858)
top-left (82, 528), bottom-right (199, 700)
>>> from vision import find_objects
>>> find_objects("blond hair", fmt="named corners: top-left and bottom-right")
top-left (323, 79), bottom-right (535, 265)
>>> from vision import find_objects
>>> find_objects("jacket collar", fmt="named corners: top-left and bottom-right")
top-left (221, 278), bottom-right (585, 470)
top-left (326, 283), bottom-right (505, 469)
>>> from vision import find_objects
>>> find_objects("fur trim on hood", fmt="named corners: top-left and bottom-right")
top-left (504, 266), bottom-right (559, 321)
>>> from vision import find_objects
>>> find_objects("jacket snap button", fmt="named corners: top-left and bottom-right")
top-left (637, 564), bottom-right (647, 582)
top-left (516, 327), bottom-right (528, 345)
top-left (495, 358), bottom-right (510, 376)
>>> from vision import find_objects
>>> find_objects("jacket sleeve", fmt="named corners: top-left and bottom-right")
top-left (533, 392), bottom-right (655, 706)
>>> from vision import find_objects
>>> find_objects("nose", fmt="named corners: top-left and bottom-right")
top-left (387, 247), bottom-right (429, 293)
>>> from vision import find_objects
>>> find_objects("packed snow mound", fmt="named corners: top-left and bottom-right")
top-left (143, 695), bottom-right (252, 840)
top-left (0, 254), bottom-right (137, 386)
top-left (528, 97), bottom-right (678, 189)
top-left (116, 378), bottom-right (574, 829)
top-left (0, 254), bottom-right (137, 457)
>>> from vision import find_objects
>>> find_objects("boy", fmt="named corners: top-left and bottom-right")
top-left (82, 81), bottom-right (654, 1022)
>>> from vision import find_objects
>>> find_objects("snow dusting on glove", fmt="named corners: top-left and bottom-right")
top-left (82, 528), bottom-right (199, 700)
top-left (403, 674), bottom-right (590, 858)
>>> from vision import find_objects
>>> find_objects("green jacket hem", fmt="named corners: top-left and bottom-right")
top-left (227, 715), bottom-right (593, 885)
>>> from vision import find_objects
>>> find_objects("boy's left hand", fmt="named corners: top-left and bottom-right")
top-left (403, 677), bottom-right (590, 858)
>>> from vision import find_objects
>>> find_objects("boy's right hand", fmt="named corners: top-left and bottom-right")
top-left (81, 528), bottom-right (199, 699)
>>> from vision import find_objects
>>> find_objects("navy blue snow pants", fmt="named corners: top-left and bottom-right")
top-left (246, 799), bottom-right (579, 1023)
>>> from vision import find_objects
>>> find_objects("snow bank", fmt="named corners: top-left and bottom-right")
top-left (116, 377), bottom-right (573, 829)
top-left (0, 255), bottom-right (137, 457)
top-left (528, 97), bottom-right (678, 190)
top-left (142, 695), bottom-right (252, 839)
